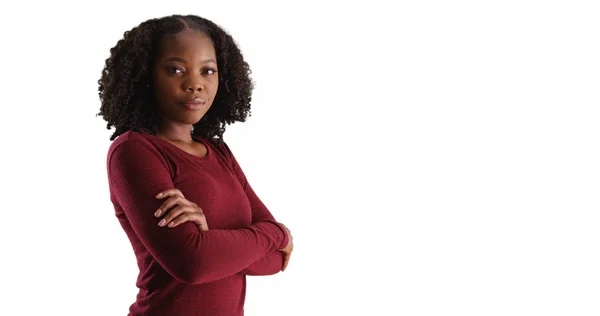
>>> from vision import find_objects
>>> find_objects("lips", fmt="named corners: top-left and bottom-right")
top-left (181, 98), bottom-right (206, 110)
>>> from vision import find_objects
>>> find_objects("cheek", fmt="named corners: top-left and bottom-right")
top-left (154, 81), bottom-right (176, 99)
top-left (153, 87), bottom-right (166, 104)
top-left (153, 89), bottom-right (173, 112)
top-left (210, 79), bottom-right (219, 97)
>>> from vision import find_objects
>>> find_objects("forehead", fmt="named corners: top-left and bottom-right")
top-left (157, 30), bottom-right (215, 58)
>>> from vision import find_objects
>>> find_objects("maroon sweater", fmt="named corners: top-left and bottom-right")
top-left (106, 131), bottom-right (289, 316)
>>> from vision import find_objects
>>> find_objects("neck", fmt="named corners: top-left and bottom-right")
top-left (156, 123), bottom-right (194, 144)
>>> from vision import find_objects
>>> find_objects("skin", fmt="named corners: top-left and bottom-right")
top-left (149, 29), bottom-right (293, 271)
top-left (153, 29), bottom-right (219, 156)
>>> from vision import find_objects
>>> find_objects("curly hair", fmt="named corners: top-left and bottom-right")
top-left (97, 14), bottom-right (254, 145)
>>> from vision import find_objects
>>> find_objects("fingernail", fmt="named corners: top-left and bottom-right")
top-left (156, 193), bottom-right (163, 198)
top-left (154, 210), bottom-right (161, 217)
top-left (158, 219), bottom-right (166, 226)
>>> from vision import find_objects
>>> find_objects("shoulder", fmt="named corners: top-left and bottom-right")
top-left (106, 131), bottom-right (176, 181)
top-left (107, 131), bottom-right (166, 163)
top-left (109, 130), bottom-right (158, 149)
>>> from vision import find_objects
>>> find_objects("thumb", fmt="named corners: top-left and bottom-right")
top-left (196, 223), bottom-right (210, 232)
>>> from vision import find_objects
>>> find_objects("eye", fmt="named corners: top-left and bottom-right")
top-left (167, 66), bottom-right (184, 74)
top-left (203, 68), bottom-right (218, 75)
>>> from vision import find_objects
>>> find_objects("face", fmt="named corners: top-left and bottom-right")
top-left (152, 30), bottom-right (219, 127)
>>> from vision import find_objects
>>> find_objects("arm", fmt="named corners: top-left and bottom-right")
top-left (108, 138), bottom-right (288, 284)
top-left (240, 251), bottom-right (286, 276)
top-left (217, 142), bottom-right (287, 275)
top-left (237, 175), bottom-right (285, 276)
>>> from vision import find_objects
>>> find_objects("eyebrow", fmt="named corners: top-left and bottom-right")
top-left (163, 57), bottom-right (217, 64)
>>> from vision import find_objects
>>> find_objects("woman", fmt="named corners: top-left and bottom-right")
top-left (97, 14), bottom-right (293, 316)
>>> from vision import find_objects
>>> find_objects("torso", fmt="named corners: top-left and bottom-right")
top-left (108, 131), bottom-right (249, 316)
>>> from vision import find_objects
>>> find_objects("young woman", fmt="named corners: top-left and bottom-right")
top-left (97, 14), bottom-right (293, 316)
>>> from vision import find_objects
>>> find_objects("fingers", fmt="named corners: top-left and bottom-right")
top-left (282, 254), bottom-right (288, 271)
top-left (195, 219), bottom-right (210, 232)
top-left (282, 251), bottom-right (291, 272)
top-left (153, 188), bottom-right (208, 231)
top-left (157, 204), bottom-right (194, 227)
top-left (168, 211), bottom-right (209, 230)
top-left (156, 204), bottom-right (209, 230)
top-left (155, 188), bottom-right (184, 199)
top-left (279, 224), bottom-right (293, 271)
top-left (154, 195), bottom-right (196, 217)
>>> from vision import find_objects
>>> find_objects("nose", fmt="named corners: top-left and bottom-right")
top-left (182, 77), bottom-right (204, 93)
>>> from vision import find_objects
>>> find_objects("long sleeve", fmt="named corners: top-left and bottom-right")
top-left (217, 143), bottom-right (288, 275)
top-left (108, 138), bottom-right (288, 285)
top-left (237, 176), bottom-right (285, 276)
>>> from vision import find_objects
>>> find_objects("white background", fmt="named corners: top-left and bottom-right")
top-left (0, 1), bottom-right (599, 315)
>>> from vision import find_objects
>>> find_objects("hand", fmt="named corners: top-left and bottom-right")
top-left (154, 188), bottom-right (209, 232)
top-left (278, 223), bottom-right (293, 272)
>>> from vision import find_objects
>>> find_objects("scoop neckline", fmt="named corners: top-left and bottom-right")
top-left (144, 132), bottom-right (211, 160)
